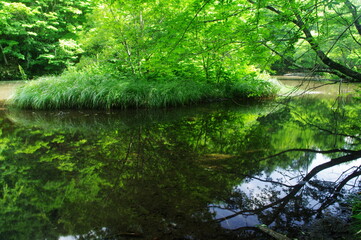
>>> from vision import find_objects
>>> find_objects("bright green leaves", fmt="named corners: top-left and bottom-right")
top-left (1, 0), bottom-right (360, 80)
top-left (247, 0), bottom-right (361, 79)
top-left (79, 0), bottom-right (277, 84)
top-left (39, 39), bottom-right (84, 68)
top-left (0, 2), bottom-right (35, 20)
top-left (0, 2), bottom-right (38, 66)
top-left (0, 0), bottom-right (93, 79)
top-left (15, 141), bottom-right (49, 155)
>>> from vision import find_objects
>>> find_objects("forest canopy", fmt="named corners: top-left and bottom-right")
top-left (0, 0), bottom-right (94, 79)
top-left (1, 0), bottom-right (360, 80)
top-left (3, 0), bottom-right (361, 108)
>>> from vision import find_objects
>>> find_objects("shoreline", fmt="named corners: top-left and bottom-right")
top-left (0, 100), bottom-right (6, 110)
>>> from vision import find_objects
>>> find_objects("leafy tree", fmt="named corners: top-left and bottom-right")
top-left (2, 0), bottom-right (360, 82)
top-left (78, 0), bottom-right (361, 82)
top-left (78, 0), bottom-right (275, 83)
top-left (0, 0), bottom-right (93, 80)
top-left (246, 0), bottom-right (361, 81)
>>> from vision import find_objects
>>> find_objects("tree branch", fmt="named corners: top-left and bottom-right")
top-left (345, 0), bottom-right (361, 36)
top-left (317, 167), bottom-right (361, 213)
top-left (168, 0), bottom-right (212, 55)
top-left (259, 148), bottom-right (358, 162)
top-left (0, 43), bottom-right (9, 65)
top-left (215, 150), bottom-right (361, 223)
top-left (290, 4), bottom-right (361, 81)
top-left (248, 0), bottom-right (361, 81)
top-left (201, 9), bottom-right (251, 23)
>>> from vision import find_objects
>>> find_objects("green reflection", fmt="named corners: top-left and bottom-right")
top-left (0, 96), bottom-right (359, 239)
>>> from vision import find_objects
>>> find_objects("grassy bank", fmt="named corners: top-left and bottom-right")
top-left (10, 70), bottom-right (279, 110)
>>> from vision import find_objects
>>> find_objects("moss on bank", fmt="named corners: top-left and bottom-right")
top-left (10, 70), bottom-right (279, 110)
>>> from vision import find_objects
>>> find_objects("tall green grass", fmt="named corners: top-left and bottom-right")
top-left (10, 69), bottom-right (279, 110)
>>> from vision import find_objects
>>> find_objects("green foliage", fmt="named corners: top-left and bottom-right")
top-left (78, 0), bottom-right (277, 83)
top-left (0, 0), bottom-right (93, 79)
top-left (2, 90), bottom-right (361, 239)
top-left (250, 0), bottom-right (361, 78)
top-left (227, 73), bottom-right (280, 98)
top-left (18, 65), bottom-right (27, 80)
top-left (2, 0), bottom-right (360, 81)
top-left (351, 195), bottom-right (361, 238)
top-left (11, 66), bottom-right (278, 109)
top-left (8, 0), bottom-right (285, 109)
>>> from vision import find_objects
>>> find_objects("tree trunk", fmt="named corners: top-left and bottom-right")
top-left (292, 12), bottom-right (361, 81)
top-left (248, 0), bottom-right (361, 81)
top-left (345, 0), bottom-right (361, 36)
top-left (0, 44), bottom-right (9, 65)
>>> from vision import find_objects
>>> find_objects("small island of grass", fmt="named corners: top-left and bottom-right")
top-left (11, 66), bottom-right (279, 110)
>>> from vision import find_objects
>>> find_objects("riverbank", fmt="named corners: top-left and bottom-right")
top-left (0, 81), bottom-right (24, 109)
top-left (0, 81), bottom-right (24, 100)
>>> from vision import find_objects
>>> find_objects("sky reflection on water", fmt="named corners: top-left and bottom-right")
top-left (0, 80), bottom-right (360, 240)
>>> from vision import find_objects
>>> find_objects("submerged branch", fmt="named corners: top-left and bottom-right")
top-left (257, 225), bottom-right (292, 240)
top-left (317, 167), bottom-right (361, 213)
top-left (215, 151), bottom-right (361, 223)
top-left (260, 148), bottom-right (358, 161)
top-left (242, 174), bottom-right (294, 188)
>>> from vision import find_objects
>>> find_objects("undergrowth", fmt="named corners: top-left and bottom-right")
top-left (352, 196), bottom-right (361, 238)
top-left (11, 68), bottom-right (279, 110)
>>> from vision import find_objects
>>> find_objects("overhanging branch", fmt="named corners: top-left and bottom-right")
top-left (248, 0), bottom-right (361, 81)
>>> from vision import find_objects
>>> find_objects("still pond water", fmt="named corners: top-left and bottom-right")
top-left (0, 80), bottom-right (361, 239)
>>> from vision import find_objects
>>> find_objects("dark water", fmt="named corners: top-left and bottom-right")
top-left (0, 80), bottom-right (360, 239)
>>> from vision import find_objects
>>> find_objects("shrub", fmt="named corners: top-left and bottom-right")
top-left (352, 196), bottom-right (361, 238)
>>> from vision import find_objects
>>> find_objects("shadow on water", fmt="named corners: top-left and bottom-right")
top-left (0, 79), bottom-right (360, 239)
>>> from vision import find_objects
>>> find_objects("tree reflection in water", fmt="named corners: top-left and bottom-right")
top-left (213, 149), bottom-right (361, 239)
top-left (211, 92), bottom-right (361, 239)
top-left (0, 88), bottom-right (360, 239)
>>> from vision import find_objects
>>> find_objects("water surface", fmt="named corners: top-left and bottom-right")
top-left (0, 81), bottom-right (23, 101)
top-left (0, 80), bottom-right (360, 239)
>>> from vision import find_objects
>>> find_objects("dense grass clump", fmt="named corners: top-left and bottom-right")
top-left (11, 69), bottom-right (279, 110)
